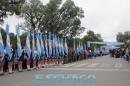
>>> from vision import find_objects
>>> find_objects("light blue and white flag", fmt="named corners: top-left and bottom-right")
top-left (25, 32), bottom-right (31, 59)
top-left (16, 24), bottom-right (22, 59)
top-left (55, 35), bottom-right (59, 57)
top-left (76, 42), bottom-right (81, 55)
top-left (0, 29), bottom-right (4, 62)
top-left (48, 32), bottom-right (52, 57)
top-left (45, 35), bottom-right (48, 58)
top-left (64, 38), bottom-right (68, 55)
top-left (5, 24), bottom-right (12, 60)
top-left (61, 38), bottom-right (64, 56)
top-left (52, 34), bottom-right (56, 57)
top-left (57, 37), bottom-right (61, 56)
top-left (32, 32), bottom-right (36, 60)
top-left (40, 33), bottom-right (45, 58)
top-left (36, 33), bottom-right (41, 59)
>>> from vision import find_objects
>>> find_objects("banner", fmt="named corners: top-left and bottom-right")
top-left (26, 32), bottom-right (31, 59)
top-left (40, 33), bottom-right (45, 58)
top-left (36, 33), bottom-right (41, 59)
top-left (45, 35), bottom-right (48, 58)
top-left (16, 24), bottom-right (22, 59)
top-left (32, 32), bottom-right (36, 60)
top-left (0, 29), bottom-right (4, 62)
top-left (52, 34), bottom-right (56, 57)
top-left (64, 38), bottom-right (68, 55)
top-left (5, 24), bottom-right (12, 60)
top-left (48, 32), bottom-right (52, 57)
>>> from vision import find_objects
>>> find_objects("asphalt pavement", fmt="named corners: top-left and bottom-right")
top-left (0, 55), bottom-right (130, 86)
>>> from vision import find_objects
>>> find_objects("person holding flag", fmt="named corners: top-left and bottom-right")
top-left (25, 31), bottom-right (31, 71)
top-left (5, 24), bottom-right (13, 74)
top-left (16, 24), bottom-right (23, 72)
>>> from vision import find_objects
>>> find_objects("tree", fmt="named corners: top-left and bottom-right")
top-left (116, 31), bottom-right (130, 43)
top-left (0, 0), bottom-right (25, 24)
top-left (41, 0), bottom-right (62, 33)
top-left (67, 30), bottom-right (103, 49)
top-left (82, 30), bottom-right (103, 49)
top-left (58, 0), bottom-right (85, 37)
top-left (22, 0), bottom-right (85, 38)
top-left (0, 27), bottom-right (17, 48)
top-left (21, 0), bottom-right (44, 33)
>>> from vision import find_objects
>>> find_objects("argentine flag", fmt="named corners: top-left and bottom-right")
top-left (36, 33), bottom-right (41, 59)
top-left (48, 32), bottom-right (52, 57)
top-left (5, 24), bottom-right (12, 61)
top-left (0, 29), bottom-right (4, 62)
top-left (40, 33), bottom-right (45, 58)
top-left (57, 37), bottom-right (61, 55)
top-left (16, 24), bottom-right (22, 59)
top-left (61, 38), bottom-right (64, 56)
top-left (52, 34), bottom-right (56, 57)
top-left (55, 35), bottom-right (59, 57)
top-left (26, 32), bottom-right (31, 59)
top-left (64, 38), bottom-right (68, 55)
top-left (45, 35), bottom-right (48, 58)
top-left (32, 32), bottom-right (36, 60)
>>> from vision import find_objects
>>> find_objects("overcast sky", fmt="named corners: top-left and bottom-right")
top-left (1, 0), bottom-right (130, 42)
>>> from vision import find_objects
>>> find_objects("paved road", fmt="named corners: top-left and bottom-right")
top-left (0, 55), bottom-right (130, 86)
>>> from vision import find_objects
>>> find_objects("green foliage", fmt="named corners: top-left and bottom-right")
top-left (0, 27), bottom-right (16, 48)
top-left (21, 0), bottom-right (44, 32)
top-left (68, 30), bottom-right (103, 49)
top-left (22, 0), bottom-right (85, 38)
top-left (0, 0), bottom-right (25, 24)
top-left (116, 31), bottom-right (130, 44)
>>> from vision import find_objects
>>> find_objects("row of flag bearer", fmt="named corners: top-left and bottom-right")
top-left (0, 24), bottom-right (68, 75)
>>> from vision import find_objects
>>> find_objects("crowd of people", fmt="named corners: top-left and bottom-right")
top-left (1, 24), bottom-right (129, 76)
top-left (64, 48), bottom-right (107, 64)
top-left (0, 24), bottom-right (69, 75)
top-left (0, 47), bottom-right (65, 75)
top-left (109, 44), bottom-right (130, 63)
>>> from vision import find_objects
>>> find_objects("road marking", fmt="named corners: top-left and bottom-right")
top-left (44, 68), bottom-right (130, 72)
top-left (75, 63), bottom-right (89, 67)
top-left (62, 63), bottom-right (78, 67)
top-left (87, 63), bottom-right (100, 67)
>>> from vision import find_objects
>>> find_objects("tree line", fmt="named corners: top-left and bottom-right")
top-left (0, 0), bottom-right (103, 49)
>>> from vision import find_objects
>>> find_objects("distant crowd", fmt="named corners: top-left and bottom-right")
top-left (109, 44), bottom-right (130, 63)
